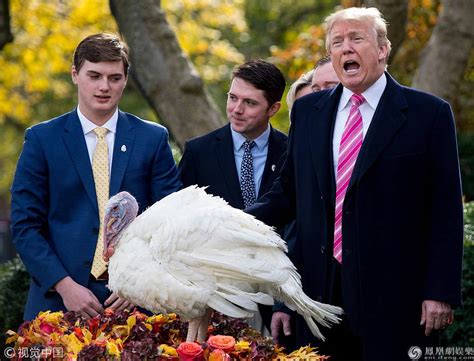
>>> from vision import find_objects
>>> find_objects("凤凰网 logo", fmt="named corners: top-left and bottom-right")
top-left (408, 346), bottom-right (423, 360)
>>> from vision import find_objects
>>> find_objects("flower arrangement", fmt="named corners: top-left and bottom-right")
top-left (5, 309), bottom-right (328, 360)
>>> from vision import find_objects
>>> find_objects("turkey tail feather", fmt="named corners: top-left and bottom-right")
top-left (278, 272), bottom-right (343, 341)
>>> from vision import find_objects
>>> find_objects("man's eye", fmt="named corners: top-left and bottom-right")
top-left (245, 100), bottom-right (257, 106)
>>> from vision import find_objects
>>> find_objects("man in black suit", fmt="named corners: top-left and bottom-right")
top-left (248, 7), bottom-right (463, 361)
top-left (179, 59), bottom-right (287, 333)
top-left (179, 59), bottom-right (287, 209)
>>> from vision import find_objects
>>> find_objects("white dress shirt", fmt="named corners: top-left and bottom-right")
top-left (77, 107), bottom-right (118, 175)
top-left (332, 73), bottom-right (387, 175)
top-left (231, 124), bottom-right (271, 198)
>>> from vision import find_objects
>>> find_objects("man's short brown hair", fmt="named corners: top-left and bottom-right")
top-left (73, 33), bottom-right (130, 76)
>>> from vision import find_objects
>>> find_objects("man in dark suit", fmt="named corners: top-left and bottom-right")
top-left (248, 7), bottom-right (463, 361)
top-left (10, 33), bottom-right (181, 320)
top-left (179, 59), bottom-right (287, 333)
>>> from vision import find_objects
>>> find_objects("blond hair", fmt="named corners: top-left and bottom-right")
top-left (286, 70), bottom-right (314, 111)
top-left (324, 7), bottom-right (392, 62)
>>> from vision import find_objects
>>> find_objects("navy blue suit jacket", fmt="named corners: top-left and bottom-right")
top-left (178, 123), bottom-right (287, 209)
top-left (10, 109), bottom-right (181, 320)
top-left (248, 73), bottom-right (463, 359)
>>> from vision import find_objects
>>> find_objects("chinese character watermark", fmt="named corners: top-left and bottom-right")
top-left (3, 346), bottom-right (64, 359)
top-left (408, 346), bottom-right (474, 360)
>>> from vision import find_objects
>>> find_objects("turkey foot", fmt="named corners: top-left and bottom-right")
top-left (187, 308), bottom-right (212, 342)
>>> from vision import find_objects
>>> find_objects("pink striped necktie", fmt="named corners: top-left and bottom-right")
top-left (333, 93), bottom-right (365, 263)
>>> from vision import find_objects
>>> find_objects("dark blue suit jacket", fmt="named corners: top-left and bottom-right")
top-left (248, 73), bottom-right (463, 360)
top-left (178, 123), bottom-right (287, 209)
top-left (10, 109), bottom-right (181, 320)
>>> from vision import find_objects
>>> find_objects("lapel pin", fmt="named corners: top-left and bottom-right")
top-left (121, 145), bottom-right (127, 152)
top-left (271, 164), bottom-right (276, 172)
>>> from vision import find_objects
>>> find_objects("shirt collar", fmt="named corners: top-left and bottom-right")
top-left (231, 123), bottom-right (271, 152)
top-left (77, 106), bottom-right (118, 135)
top-left (338, 73), bottom-right (387, 111)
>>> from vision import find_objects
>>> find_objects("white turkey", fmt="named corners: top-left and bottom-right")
top-left (102, 185), bottom-right (342, 342)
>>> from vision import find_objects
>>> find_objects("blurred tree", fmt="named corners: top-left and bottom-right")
top-left (363, 0), bottom-right (408, 61)
top-left (163, 0), bottom-right (247, 112)
top-left (110, 0), bottom-right (241, 149)
top-left (0, 0), bottom-right (13, 49)
top-left (242, 0), bottom-right (336, 58)
top-left (412, 0), bottom-right (474, 108)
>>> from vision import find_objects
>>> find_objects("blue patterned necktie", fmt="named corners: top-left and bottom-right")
top-left (240, 140), bottom-right (256, 208)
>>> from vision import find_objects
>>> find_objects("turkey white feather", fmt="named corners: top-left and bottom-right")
top-left (102, 186), bottom-right (342, 342)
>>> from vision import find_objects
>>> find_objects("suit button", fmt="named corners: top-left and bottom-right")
top-left (320, 245), bottom-right (325, 254)
top-left (84, 261), bottom-right (92, 267)
top-left (320, 195), bottom-right (324, 200)
top-left (92, 227), bottom-right (99, 234)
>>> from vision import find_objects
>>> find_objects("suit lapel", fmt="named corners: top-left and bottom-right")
top-left (259, 127), bottom-right (286, 196)
top-left (347, 73), bottom-right (407, 192)
top-left (215, 125), bottom-right (244, 208)
top-left (310, 86), bottom-right (342, 206)
top-left (62, 110), bottom-right (98, 211)
top-left (109, 111), bottom-right (135, 197)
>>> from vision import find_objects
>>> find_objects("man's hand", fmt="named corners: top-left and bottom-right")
top-left (105, 292), bottom-right (134, 313)
top-left (271, 311), bottom-right (292, 344)
top-left (420, 300), bottom-right (454, 336)
top-left (54, 276), bottom-right (104, 319)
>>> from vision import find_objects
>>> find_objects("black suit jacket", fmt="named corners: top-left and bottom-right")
top-left (179, 123), bottom-right (287, 209)
top-left (248, 73), bottom-right (463, 360)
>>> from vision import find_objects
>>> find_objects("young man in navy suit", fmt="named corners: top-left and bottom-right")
top-left (10, 33), bottom-right (181, 320)
top-left (248, 7), bottom-right (463, 361)
top-left (179, 59), bottom-right (287, 333)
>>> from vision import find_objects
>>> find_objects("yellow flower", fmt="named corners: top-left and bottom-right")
top-left (106, 338), bottom-right (123, 356)
top-left (61, 333), bottom-right (85, 358)
top-left (5, 330), bottom-right (18, 344)
top-left (159, 344), bottom-right (178, 356)
top-left (126, 315), bottom-right (137, 329)
top-left (38, 311), bottom-right (64, 324)
top-left (235, 340), bottom-right (250, 352)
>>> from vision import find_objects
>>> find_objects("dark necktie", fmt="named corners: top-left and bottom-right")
top-left (240, 140), bottom-right (256, 208)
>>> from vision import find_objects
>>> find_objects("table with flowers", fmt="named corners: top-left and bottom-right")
top-left (5, 309), bottom-right (329, 360)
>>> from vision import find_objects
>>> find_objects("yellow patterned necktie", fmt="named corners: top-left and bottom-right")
top-left (91, 127), bottom-right (109, 278)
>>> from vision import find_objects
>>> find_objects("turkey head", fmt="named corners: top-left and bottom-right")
top-left (102, 191), bottom-right (139, 261)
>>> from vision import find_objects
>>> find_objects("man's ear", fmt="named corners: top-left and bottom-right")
top-left (268, 102), bottom-right (281, 117)
top-left (378, 43), bottom-right (388, 62)
top-left (71, 66), bottom-right (78, 84)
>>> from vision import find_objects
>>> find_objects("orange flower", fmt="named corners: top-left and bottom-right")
top-left (207, 335), bottom-right (235, 353)
top-left (208, 349), bottom-right (231, 361)
top-left (177, 342), bottom-right (204, 360)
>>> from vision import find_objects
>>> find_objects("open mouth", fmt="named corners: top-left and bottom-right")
top-left (343, 60), bottom-right (360, 73)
